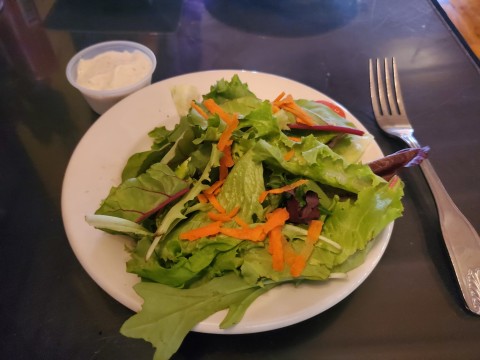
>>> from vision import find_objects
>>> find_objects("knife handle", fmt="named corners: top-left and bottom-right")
top-left (419, 159), bottom-right (480, 315)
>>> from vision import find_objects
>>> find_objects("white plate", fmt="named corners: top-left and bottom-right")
top-left (61, 70), bottom-right (392, 334)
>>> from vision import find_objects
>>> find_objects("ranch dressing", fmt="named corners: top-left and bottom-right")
top-left (76, 50), bottom-right (152, 91)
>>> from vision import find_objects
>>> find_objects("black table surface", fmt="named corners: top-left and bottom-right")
top-left (1, 0), bottom-right (479, 359)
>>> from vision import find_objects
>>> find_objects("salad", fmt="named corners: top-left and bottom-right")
top-left (86, 75), bottom-right (424, 360)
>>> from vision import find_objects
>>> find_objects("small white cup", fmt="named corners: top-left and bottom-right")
top-left (66, 40), bottom-right (157, 114)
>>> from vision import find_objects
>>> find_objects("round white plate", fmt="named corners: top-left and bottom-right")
top-left (61, 70), bottom-right (392, 334)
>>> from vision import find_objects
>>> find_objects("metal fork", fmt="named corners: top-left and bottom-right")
top-left (369, 58), bottom-right (480, 316)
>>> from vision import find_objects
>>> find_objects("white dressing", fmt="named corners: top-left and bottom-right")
top-left (76, 50), bottom-right (152, 91)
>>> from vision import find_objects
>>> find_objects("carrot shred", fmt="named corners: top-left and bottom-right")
top-left (263, 208), bottom-right (290, 234)
top-left (282, 236), bottom-right (297, 266)
top-left (290, 220), bottom-right (324, 277)
top-left (203, 180), bottom-right (225, 195)
top-left (234, 215), bottom-right (250, 229)
top-left (197, 193), bottom-right (208, 203)
top-left (208, 212), bottom-right (233, 222)
top-left (217, 113), bottom-right (238, 151)
top-left (288, 136), bottom-right (301, 142)
top-left (258, 179), bottom-right (309, 203)
top-left (283, 149), bottom-right (295, 161)
top-left (179, 221), bottom-right (223, 241)
top-left (224, 142), bottom-right (235, 167)
top-left (290, 256), bottom-right (307, 277)
top-left (268, 226), bottom-right (284, 271)
top-left (273, 91), bottom-right (286, 103)
top-left (220, 225), bottom-right (266, 242)
top-left (205, 193), bottom-right (226, 213)
top-left (272, 93), bottom-right (315, 126)
top-left (203, 98), bottom-right (233, 124)
top-left (227, 206), bottom-right (240, 217)
top-left (219, 162), bottom-right (229, 181)
top-left (306, 220), bottom-right (323, 245)
top-left (190, 101), bottom-right (209, 120)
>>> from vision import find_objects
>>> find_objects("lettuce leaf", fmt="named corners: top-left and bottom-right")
top-left (95, 163), bottom-right (189, 222)
top-left (253, 136), bottom-right (383, 194)
top-left (120, 273), bottom-right (274, 360)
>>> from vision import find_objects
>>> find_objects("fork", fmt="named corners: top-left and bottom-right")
top-left (369, 57), bottom-right (480, 316)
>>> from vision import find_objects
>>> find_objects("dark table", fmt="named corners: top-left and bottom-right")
top-left (1, 0), bottom-right (479, 359)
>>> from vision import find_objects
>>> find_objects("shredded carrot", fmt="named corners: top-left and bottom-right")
top-left (268, 226), bottom-right (284, 271)
top-left (208, 212), bottom-right (233, 222)
top-left (203, 98), bottom-right (233, 124)
top-left (263, 208), bottom-right (290, 234)
top-left (306, 220), bottom-right (323, 245)
top-left (283, 149), bottom-right (295, 161)
top-left (220, 225), bottom-right (266, 242)
top-left (234, 215), bottom-right (250, 229)
top-left (208, 206), bottom-right (240, 222)
top-left (203, 180), bottom-right (225, 195)
top-left (258, 179), bottom-right (309, 203)
top-left (205, 193), bottom-right (226, 213)
top-left (221, 142), bottom-right (234, 167)
top-left (218, 114), bottom-right (238, 151)
top-left (272, 93), bottom-right (315, 126)
top-left (191, 101), bottom-right (209, 120)
top-left (288, 136), bottom-right (301, 142)
top-left (273, 91), bottom-right (286, 103)
top-left (197, 193), bottom-right (208, 203)
top-left (282, 236), bottom-right (297, 266)
top-left (290, 220), bottom-right (323, 277)
top-left (227, 206), bottom-right (240, 218)
top-left (290, 256), bottom-right (307, 277)
top-left (179, 221), bottom-right (223, 241)
top-left (219, 161), bottom-right (229, 181)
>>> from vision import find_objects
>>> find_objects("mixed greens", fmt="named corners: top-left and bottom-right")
top-left (86, 75), bottom-right (406, 360)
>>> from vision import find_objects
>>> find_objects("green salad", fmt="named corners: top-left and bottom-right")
top-left (86, 75), bottom-right (404, 360)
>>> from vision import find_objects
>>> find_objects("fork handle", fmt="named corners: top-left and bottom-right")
top-left (401, 135), bottom-right (480, 315)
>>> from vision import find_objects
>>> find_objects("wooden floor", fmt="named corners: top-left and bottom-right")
top-left (437, 0), bottom-right (480, 59)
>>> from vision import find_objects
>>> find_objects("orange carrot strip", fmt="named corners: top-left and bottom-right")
top-left (273, 93), bottom-right (315, 126)
top-left (290, 256), bottom-right (307, 277)
top-left (283, 149), bottom-right (295, 161)
top-left (220, 142), bottom-right (234, 167)
top-left (282, 104), bottom-right (315, 126)
top-left (218, 113), bottom-right (239, 151)
top-left (203, 180), bottom-right (225, 195)
top-left (197, 193), bottom-right (208, 203)
top-left (208, 206), bottom-right (240, 222)
top-left (290, 220), bottom-right (323, 277)
top-left (273, 91), bottom-right (286, 103)
top-left (208, 212), bottom-right (234, 222)
top-left (227, 206), bottom-right (240, 218)
top-left (288, 136), bottom-right (301, 142)
top-left (179, 221), bottom-right (223, 241)
top-left (268, 226), bottom-right (284, 271)
top-left (282, 236), bottom-right (297, 266)
top-left (306, 220), bottom-right (323, 245)
top-left (203, 98), bottom-right (233, 124)
top-left (234, 215), bottom-right (250, 229)
top-left (263, 208), bottom-right (290, 234)
top-left (191, 101), bottom-right (209, 120)
top-left (205, 193), bottom-right (226, 214)
top-left (258, 179), bottom-right (309, 203)
top-left (220, 225), bottom-right (266, 242)
top-left (219, 161), bottom-right (229, 181)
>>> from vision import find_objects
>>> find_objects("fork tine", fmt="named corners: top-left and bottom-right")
top-left (369, 59), bottom-right (382, 118)
top-left (392, 58), bottom-right (407, 115)
top-left (384, 58), bottom-right (399, 115)
top-left (375, 58), bottom-right (390, 117)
